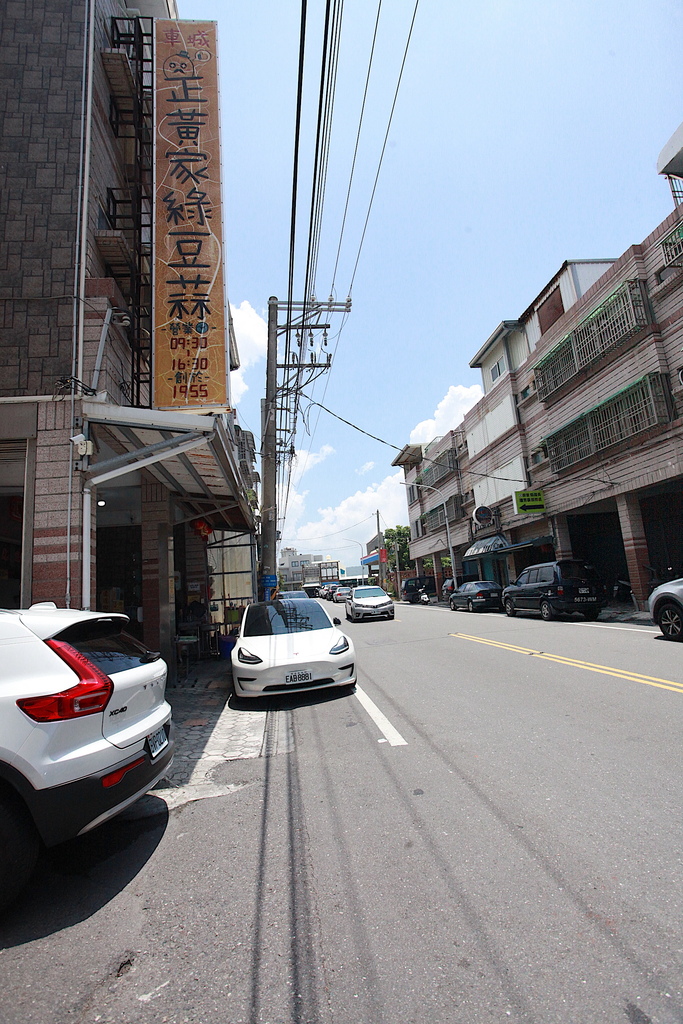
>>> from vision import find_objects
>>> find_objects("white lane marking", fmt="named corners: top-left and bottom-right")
top-left (571, 623), bottom-right (658, 633)
top-left (354, 685), bottom-right (407, 746)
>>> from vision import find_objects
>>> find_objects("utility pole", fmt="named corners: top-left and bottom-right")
top-left (259, 295), bottom-right (351, 600)
top-left (259, 297), bottom-right (279, 600)
top-left (376, 508), bottom-right (384, 590)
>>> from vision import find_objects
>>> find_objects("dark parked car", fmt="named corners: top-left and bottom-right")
top-left (449, 581), bottom-right (503, 613)
top-left (502, 560), bottom-right (607, 621)
top-left (441, 577), bottom-right (457, 601)
top-left (401, 576), bottom-right (437, 603)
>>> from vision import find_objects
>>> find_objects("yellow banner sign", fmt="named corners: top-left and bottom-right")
top-left (153, 21), bottom-right (227, 409)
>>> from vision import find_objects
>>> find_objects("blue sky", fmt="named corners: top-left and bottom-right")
top-left (177, 0), bottom-right (683, 567)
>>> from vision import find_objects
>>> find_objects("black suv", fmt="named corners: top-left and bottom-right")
top-left (401, 576), bottom-right (437, 603)
top-left (502, 560), bottom-right (607, 621)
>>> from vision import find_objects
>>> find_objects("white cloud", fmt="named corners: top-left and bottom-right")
top-left (229, 301), bottom-right (267, 404)
top-left (357, 461), bottom-right (375, 475)
top-left (290, 444), bottom-right (335, 489)
top-left (409, 384), bottom-right (483, 444)
top-left (280, 470), bottom-right (408, 562)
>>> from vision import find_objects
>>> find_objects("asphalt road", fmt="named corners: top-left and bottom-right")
top-left (1, 602), bottom-right (682, 1024)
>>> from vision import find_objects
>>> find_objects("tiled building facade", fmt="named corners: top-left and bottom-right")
top-left (0, 0), bottom-right (257, 667)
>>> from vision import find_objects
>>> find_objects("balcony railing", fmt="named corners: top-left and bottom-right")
top-left (545, 373), bottom-right (672, 472)
top-left (534, 280), bottom-right (649, 401)
top-left (661, 222), bottom-right (683, 267)
top-left (420, 448), bottom-right (458, 489)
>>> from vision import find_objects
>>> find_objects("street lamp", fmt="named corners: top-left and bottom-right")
top-left (341, 537), bottom-right (369, 581)
top-left (402, 481), bottom-right (456, 579)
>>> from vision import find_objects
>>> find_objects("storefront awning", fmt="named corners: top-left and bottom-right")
top-left (82, 400), bottom-right (255, 533)
top-left (464, 534), bottom-right (509, 557)
top-left (464, 534), bottom-right (553, 559)
top-left (361, 551), bottom-right (379, 564)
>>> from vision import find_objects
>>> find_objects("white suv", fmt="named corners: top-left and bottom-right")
top-left (0, 603), bottom-right (174, 911)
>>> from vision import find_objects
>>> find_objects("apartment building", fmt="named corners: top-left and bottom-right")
top-left (0, 1), bottom-right (257, 666)
top-left (395, 133), bottom-right (683, 607)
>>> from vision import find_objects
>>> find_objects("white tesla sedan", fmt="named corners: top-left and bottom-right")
top-left (231, 599), bottom-right (356, 697)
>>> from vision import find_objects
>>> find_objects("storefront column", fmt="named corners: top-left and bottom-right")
top-left (433, 552), bottom-right (443, 594)
top-left (141, 473), bottom-right (175, 670)
top-left (616, 493), bottom-right (651, 609)
top-left (551, 514), bottom-right (573, 559)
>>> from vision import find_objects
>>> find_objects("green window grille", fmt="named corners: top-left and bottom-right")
top-left (545, 373), bottom-right (671, 472)
top-left (535, 280), bottom-right (649, 401)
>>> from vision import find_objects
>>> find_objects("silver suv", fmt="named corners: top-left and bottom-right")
top-left (0, 603), bottom-right (174, 911)
top-left (648, 578), bottom-right (683, 640)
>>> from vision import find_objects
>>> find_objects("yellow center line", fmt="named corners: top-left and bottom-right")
top-left (449, 633), bottom-right (683, 695)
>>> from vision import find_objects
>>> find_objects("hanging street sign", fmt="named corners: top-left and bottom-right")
top-left (514, 489), bottom-right (546, 514)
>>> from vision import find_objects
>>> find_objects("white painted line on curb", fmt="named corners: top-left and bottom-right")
top-left (354, 685), bottom-right (408, 746)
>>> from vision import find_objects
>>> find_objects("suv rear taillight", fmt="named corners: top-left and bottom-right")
top-left (17, 640), bottom-right (114, 721)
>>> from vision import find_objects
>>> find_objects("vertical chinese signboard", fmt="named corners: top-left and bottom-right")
top-left (154, 21), bottom-right (228, 409)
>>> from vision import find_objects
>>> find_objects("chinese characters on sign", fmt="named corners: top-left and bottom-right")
top-left (154, 21), bottom-right (228, 409)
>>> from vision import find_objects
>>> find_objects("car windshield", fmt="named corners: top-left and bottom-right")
top-left (476, 582), bottom-right (499, 589)
top-left (354, 587), bottom-right (386, 598)
top-left (558, 560), bottom-right (600, 581)
top-left (243, 600), bottom-right (332, 636)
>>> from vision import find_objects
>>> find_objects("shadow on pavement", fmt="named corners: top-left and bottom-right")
top-left (0, 797), bottom-right (169, 947)
top-left (228, 683), bottom-right (356, 714)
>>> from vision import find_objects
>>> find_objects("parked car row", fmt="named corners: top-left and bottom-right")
top-left (435, 560), bottom-right (609, 622)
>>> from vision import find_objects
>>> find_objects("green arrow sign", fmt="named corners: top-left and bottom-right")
top-left (515, 489), bottom-right (546, 515)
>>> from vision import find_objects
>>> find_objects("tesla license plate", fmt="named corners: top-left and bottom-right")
top-left (148, 725), bottom-right (168, 758)
top-left (286, 670), bottom-right (312, 684)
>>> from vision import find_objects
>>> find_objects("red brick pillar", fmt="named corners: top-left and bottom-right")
top-left (616, 493), bottom-right (651, 609)
top-left (551, 513), bottom-right (573, 559)
top-left (32, 400), bottom-right (87, 608)
top-left (141, 473), bottom-right (175, 666)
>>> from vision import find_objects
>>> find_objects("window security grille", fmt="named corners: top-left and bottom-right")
top-left (545, 373), bottom-right (671, 472)
top-left (422, 495), bottom-right (461, 534)
top-left (534, 281), bottom-right (649, 401)
top-left (661, 222), bottom-right (683, 267)
top-left (421, 449), bottom-right (457, 489)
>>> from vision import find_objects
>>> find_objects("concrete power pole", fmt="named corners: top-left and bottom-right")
top-left (259, 296), bottom-right (279, 600)
top-left (259, 295), bottom-right (351, 601)
top-left (377, 508), bottom-right (384, 589)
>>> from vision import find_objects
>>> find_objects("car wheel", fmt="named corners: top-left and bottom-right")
top-left (467, 599), bottom-right (474, 613)
top-left (0, 792), bottom-right (40, 913)
top-left (540, 600), bottom-right (555, 621)
top-left (345, 608), bottom-right (351, 621)
top-left (504, 598), bottom-right (516, 617)
top-left (583, 609), bottom-right (600, 621)
top-left (657, 601), bottom-right (683, 640)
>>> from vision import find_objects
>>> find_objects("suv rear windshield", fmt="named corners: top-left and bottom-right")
top-left (244, 600), bottom-right (331, 636)
top-left (54, 618), bottom-right (159, 672)
top-left (557, 560), bottom-right (600, 581)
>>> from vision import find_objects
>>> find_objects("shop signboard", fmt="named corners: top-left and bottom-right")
top-left (153, 21), bottom-right (228, 410)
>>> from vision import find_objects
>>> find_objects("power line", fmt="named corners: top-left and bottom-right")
top-left (347, 0), bottom-right (420, 296)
